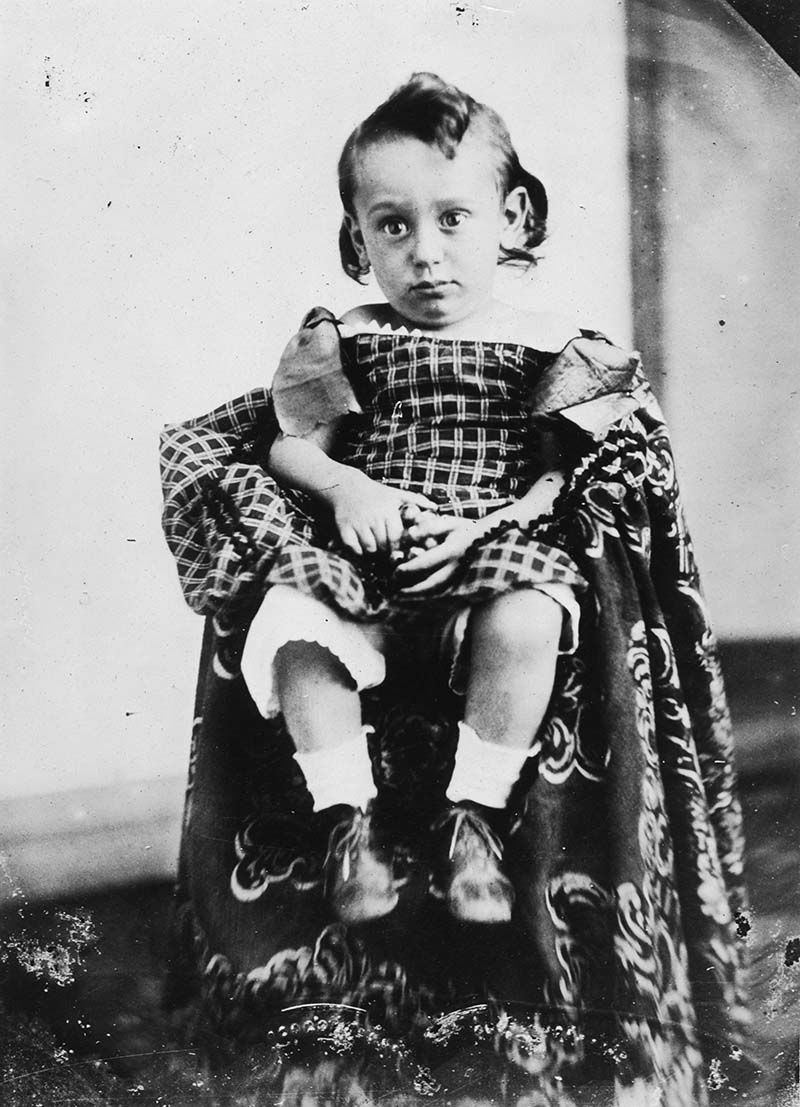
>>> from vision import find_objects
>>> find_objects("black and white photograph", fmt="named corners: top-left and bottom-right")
top-left (2, 2), bottom-right (798, 1104)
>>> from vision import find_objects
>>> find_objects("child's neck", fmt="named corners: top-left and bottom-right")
top-left (344, 299), bottom-right (579, 351)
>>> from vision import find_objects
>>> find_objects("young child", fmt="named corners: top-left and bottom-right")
top-left (160, 72), bottom-right (749, 1097)
top-left (223, 72), bottom-right (639, 927)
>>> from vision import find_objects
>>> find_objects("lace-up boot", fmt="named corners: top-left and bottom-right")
top-left (323, 805), bottom-right (399, 924)
top-left (430, 801), bottom-right (515, 923)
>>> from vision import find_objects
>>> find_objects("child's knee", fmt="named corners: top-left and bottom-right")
top-left (241, 585), bottom-right (386, 718)
top-left (476, 589), bottom-right (563, 657)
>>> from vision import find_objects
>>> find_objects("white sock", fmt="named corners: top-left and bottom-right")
top-left (293, 727), bottom-right (377, 812)
top-left (446, 721), bottom-right (531, 809)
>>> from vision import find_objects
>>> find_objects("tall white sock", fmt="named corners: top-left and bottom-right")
top-left (293, 727), bottom-right (377, 812)
top-left (446, 721), bottom-right (531, 809)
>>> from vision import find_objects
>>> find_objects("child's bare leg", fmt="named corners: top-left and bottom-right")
top-left (435, 589), bottom-right (563, 923)
top-left (274, 640), bottom-right (363, 754)
top-left (464, 589), bottom-right (561, 751)
top-left (273, 639), bottom-right (376, 813)
top-left (446, 588), bottom-right (561, 810)
top-left (272, 636), bottom-right (397, 922)
top-left (240, 586), bottom-right (388, 813)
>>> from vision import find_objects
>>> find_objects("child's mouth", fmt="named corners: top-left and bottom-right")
top-left (411, 281), bottom-right (454, 298)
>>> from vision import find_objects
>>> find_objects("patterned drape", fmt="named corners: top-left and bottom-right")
top-left (161, 372), bottom-right (749, 1105)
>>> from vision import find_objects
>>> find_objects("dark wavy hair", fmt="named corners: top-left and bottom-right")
top-left (337, 72), bottom-right (548, 282)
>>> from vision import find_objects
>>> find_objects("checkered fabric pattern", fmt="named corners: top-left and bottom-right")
top-left (265, 545), bottom-right (380, 617)
top-left (342, 335), bottom-right (546, 516)
top-left (160, 332), bottom-right (643, 619)
top-left (439, 519), bottom-right (580, 603)
top-left (259, 518), bottom-right (583, 622)
top-left (159, 388), bottom-right (311, 616)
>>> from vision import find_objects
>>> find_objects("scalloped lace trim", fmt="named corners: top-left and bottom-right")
top-left (338, 319), bottom-right (428, 339)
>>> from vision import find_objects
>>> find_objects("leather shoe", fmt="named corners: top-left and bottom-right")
top-left (323, 805), bottom-right (399, 924)
top-left (430, 802), bottom-right (515, 923)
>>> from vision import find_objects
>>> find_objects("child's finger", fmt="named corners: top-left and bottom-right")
top-left (361, 524), bottom-right (381, 553)
top-left (399, 502), bottom-right (422, 527)
top-left (345, 520), bottom-right (375, 553)
top-left (397, 563), bottom-right (457, 594)
top-left (394, 543), bottom-right (449, 577)
top-left (407, 515), bottom-right (455, 542)
top-left (377, 522), bottom-right (394, 552)
top-left (385, 511), bottom-right (405, 550)
top-left (378, 513), bottom-right (404, 551)
top-left (400, 491), bottom-right (437, 512)
top-left (338, 525), bottom-right (363, 556)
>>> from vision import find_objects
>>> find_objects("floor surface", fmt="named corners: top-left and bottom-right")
top-left (2, 706), bottom-right (798, 1106)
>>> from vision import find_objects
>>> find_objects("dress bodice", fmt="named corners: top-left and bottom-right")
top-left (340, 333), bottom-right (550, 516)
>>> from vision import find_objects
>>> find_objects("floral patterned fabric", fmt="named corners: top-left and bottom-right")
top-left (160, 327), bottom-right (749, 1105)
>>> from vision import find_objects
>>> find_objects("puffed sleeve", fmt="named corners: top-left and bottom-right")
top-left (159, 306), bottom-right (357, 617)
top-left (530, 332), bottom-right (647, 442)
top-left (271, 306), bottom-right (360, 437)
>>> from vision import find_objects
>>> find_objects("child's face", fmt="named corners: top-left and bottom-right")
top-left (345, 135), bottom-right (526, 331)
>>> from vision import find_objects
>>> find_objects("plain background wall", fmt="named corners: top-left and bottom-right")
top-left (3, 0), bottom-right (632, 805)
top-left (628, 0), bottom-right (800, 646)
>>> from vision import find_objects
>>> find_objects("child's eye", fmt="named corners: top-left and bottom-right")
top-left (380, 219), bottom-right (408, 238)
top-left (440, 211), bottom-right (467, 229)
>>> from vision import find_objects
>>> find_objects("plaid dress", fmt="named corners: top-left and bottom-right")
top-left (160, 314), bottom-right (642, 624)
top-left (260, 332), bottom-right (584, 621)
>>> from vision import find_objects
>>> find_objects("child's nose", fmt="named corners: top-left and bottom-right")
top-left (411, 225), bottom-right (443, 268)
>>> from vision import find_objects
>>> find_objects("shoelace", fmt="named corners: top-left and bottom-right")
top-left (436, 808), bottom-right (504, 862)
top-left (327, 810), bottom-right (369, 883)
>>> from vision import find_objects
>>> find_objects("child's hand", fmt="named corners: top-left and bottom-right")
top-left (325, 472), bottom-right (434, 556)
top-left (394, 515), bottom-right (479, 593)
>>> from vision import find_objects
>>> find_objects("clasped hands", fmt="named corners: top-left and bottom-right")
top-left (325, 471), bottom-right (479, 594)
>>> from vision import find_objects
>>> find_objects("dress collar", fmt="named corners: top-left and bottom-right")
top-left (338, 319), bottom-right (428, 340)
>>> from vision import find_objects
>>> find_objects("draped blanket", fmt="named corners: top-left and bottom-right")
top-left (159, 329), bottom-right (749, 1105)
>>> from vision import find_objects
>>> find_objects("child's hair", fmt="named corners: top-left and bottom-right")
top-left (338, 72), bottom-right (548, 282)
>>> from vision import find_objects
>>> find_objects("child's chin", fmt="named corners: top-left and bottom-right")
top-left (402, 304), bottom-right (461, 331)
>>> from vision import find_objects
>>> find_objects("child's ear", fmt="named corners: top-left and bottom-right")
top-left (500, 186), bottom-right (531, 250)
top-left (344, 212), bottom-right (370, 268)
